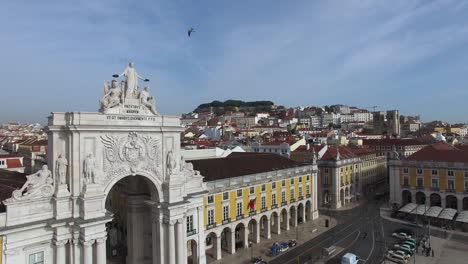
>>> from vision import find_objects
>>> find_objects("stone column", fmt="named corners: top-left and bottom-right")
top-left (243, 226), bottom-right (249, 248)
top-left (54, 240), bottom-right (67, 264)
top-left (253, 223), bottom-right (260, 244)
top-left (228, 230), bottom-right (236, 254)
top-left (152, 207), bottom-right (165, 264)
top-left (265, 218), bottom-right (271, 239)
top-left (127, 196), bottom-right (148, 264)
top-left (167, 221), bottom-right (176, 264)
top-left (457, 198), bottom-right (462, 212)
top-left (284, 211), bottom-right (290, 231)
top-left (274, 215), bottom-right (281, 235)
top-left (291, 210), bottom-right (297, 227)
top-left (215, 235), bottom-right (222, 259)
top-left (95, 237), bottom-right (107, 264)
top-left (176, 219), bottom-right (186, 264)
top-left (82, 240), bottom-right (94, 264)
top-left (441, 197), bottom-right (446, 208)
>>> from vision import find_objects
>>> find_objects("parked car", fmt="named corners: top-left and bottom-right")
top-left (251, 256), bottom-right (267, 264)
top-left (387, 251), bottom-right (408, 262)
top-left (278, 242), bottom-right (289, 252)
top-left (288, 239), bottom-right (297, 247)
top-left (403, 238), bottom-right (416, 244)
top-left (402, 240), bottom-right (416, 248)
top-left (388, 250), bottom-right (410, 259)
top-left (393, 228), bottom-right (415, 236)
top-left (385, 254), bottom-right (407, 264)
top-left (394, 244), bottom-right (414, 255)
top-left (392, 232), bottom-right (412, 239)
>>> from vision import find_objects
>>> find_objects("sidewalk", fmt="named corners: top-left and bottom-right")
top-left (208, 215), bottom-right (338, 264)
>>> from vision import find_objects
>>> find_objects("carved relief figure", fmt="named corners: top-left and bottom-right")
top-left (139, 86), bottom-right (157, 115)
top-left (17, 165), bottom-right (53, 195)
top-left (55, 154), bottom-right (68, 185)
top-left (84, 153), bottom-right (97, 184)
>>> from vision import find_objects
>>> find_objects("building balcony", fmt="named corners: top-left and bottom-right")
top-left (445, 189), bottom-right (455, 193)
top-left (416, 185), bottom-right (424, 190)
top-left (261, 208), bottom-right (267, 213)
top-left (271, 204), bottom-right (277, 209)
top-left (249, 211), bottom-right (256, 216)
top-left (298, 196), bottom-right (304, 200)
top-left (206, 223), bottom-right (216, 229)
top-left (281, 201), bottom-right (287, 206)
top-left (402, 184), bottom-right (410, 188)
top-left (290, 199), bottom-right (296, 203)
top-left (430, 187), bottom-right (440, 191)
top-left (187, 229), bottom-right (197, 236)
top-left (306, 194), bottom-right (311, 198)
top-left (222, 218), bottom-right (231, 224)
top-left (236, 215), bottom-right (244, 220)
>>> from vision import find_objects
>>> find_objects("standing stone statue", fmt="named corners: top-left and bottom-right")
top-left (114, 62), bottom-right (149, 99)
top-left (83, 153), bottom-right (97, 184)
top-left (166, 150), bottom-right (177, 177)
top-left (55, 154), bottom-right (68, 185)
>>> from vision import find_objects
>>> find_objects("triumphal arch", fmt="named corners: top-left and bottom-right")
top-left (0, 63), bottom-right (208, 264)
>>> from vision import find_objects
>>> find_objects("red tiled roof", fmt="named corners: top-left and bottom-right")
top-left (320, 146), bottom-right (357, 161)
top-left (363, 138), bottom-right (427, 146)
top-left (406, 144), bottom-right (468, 163)
top-left (293, 145), bottom-right (325, 153)
top-left (190, 153), bottom-right (301, 181)
top-left (348, 147), bottom-right (378, 156)
top-left (6, 159), bottom-right (22, 168)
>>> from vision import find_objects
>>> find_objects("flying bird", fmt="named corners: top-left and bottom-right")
top-left (188, 27), bottom-right (195, 37)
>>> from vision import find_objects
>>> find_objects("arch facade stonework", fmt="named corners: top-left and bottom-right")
top-left (0, 66), bottom-right (208, 264)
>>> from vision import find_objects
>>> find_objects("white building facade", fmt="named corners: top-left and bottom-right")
top-left (0, 65), bottom-right (208, 264)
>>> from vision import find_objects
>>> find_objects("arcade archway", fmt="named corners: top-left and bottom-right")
top-left (105, 175), bottom-right (160, 264)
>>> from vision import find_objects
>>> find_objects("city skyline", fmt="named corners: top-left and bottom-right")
top-left (2, 0), bottom-right (468, 123)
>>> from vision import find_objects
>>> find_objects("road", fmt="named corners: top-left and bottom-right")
top-left (269, 200), bottom-right (386, 264)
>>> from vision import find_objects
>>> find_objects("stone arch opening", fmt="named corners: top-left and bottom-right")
top-left (430, 193), bottom-right (441, 207)
top-left (187, 239), bottom-right (198, 264)
top-left (416, 191), bottom-right (426, 205)
top-left (340, 189), bottom-right (345, 207)
top-left (105, 175), bottom-right (160, 264)
top-left (305, 201), bottom-right (312, 221)
top-left (290, 205), bottom-right (297, 227)
top-left (402, 190), bottom-right (412, 205)
top-left (297, 203), bottom-right (304, 224)
top-left (271, 211), bottom-right (280, 235)
top-left (235, 223), bottom-right (247, 250)
top-left (248, 218), bottom-right (259, 244)
top-left (205, 232), bottom-right (218, 261)
top-left (280, 208), bottom-right (288, 231)
top-left (463, 197), bottom-right (468, 211)
top-left (260, 215), bottom-right (270, 239)
top-left (446, 195), bottom-right (458, 210)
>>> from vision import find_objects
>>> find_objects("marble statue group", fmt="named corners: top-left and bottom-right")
top-left (100, 62), bottom-right (157, 115)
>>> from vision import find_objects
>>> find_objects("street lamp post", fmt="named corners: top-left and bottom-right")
top-left (249, 241), bottom-right (253, 260)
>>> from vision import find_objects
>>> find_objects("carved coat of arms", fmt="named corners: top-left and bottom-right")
top-left (101, 132), bottom-right (161, 181)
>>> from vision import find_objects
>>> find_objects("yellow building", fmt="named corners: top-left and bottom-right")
top-left (389, 143), bottom-right (468, 225)
top-left (190, 153), bottom-right (318, 260)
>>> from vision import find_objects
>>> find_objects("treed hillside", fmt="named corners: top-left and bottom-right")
top-left (194, 100), bottom-right (275, 116)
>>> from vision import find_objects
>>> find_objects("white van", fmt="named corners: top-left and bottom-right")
top-left (341, 253), bottom-right (358, 264)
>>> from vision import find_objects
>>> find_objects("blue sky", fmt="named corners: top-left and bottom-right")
top-left (1, 0), bottom-right (468, 124)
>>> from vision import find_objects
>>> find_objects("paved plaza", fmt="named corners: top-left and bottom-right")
top-left (206, 215), bottom-right (338, 264)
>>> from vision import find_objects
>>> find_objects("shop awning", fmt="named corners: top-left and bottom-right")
top-left (438, 208), bottom-right (457, 220)
top-left (399, 203), bottom-right (417, 213)
top-left (456, 211), bottom-right (468, 223)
